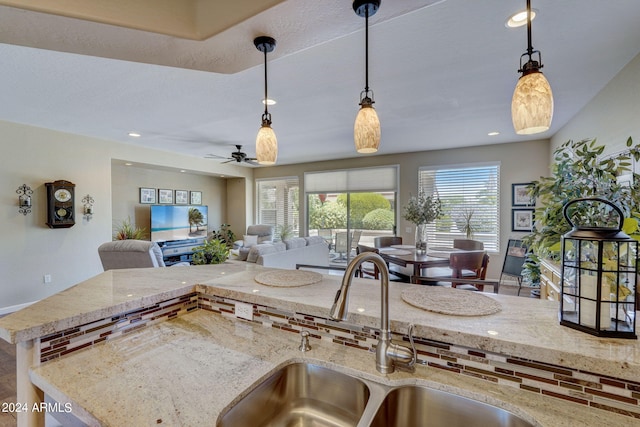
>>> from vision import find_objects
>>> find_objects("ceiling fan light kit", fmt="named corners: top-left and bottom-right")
top-left (353, 0), bottom-right (381, 154)
top-left (511, 0), bottom-right (554, 135)
top-left (254, 36), bottom-right (278, 165)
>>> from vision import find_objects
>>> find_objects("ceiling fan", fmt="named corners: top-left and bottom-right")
top-left (206, 145), bottom-right (258, 165)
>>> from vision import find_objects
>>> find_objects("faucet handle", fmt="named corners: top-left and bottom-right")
top-left (406, 324), bottom-right (417, 367)
top-left (299, 330), bottom-right (312, 352)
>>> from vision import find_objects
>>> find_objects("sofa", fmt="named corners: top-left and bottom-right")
top-left (233, 224), bottom-right (274, 249)
top-left (236, 236), bottom-right (329, 270)
top-left (98, 240), bottom-right (190, 270)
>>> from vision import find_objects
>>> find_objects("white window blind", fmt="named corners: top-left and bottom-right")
top-left (419, 163), bottom-right (500, 252)
top-left (305, 166), bottom-right (398, 193)
top-left (257, 177), bottom-right (299, 235)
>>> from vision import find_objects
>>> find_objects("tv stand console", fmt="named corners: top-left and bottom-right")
top-left (158, 238), bottom-right (205, 265)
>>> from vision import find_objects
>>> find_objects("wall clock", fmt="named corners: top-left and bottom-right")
top-left (45, 180), bottom-right (75, 228)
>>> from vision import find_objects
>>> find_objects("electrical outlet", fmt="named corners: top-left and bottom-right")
top-left (235, 302), bottom-right (253, 321)
top-left (43, 274), bottom-right (52, 284)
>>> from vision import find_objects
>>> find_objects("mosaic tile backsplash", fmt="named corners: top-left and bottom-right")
top-left (38, 291), bottom-right (640, 420)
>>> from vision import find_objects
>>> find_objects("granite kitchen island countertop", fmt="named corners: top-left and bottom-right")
top-left (1, 260), bottom-right (639, 426)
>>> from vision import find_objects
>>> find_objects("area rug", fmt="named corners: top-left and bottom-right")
top-left (401, 286), bottom-right (502, 316)
top-left (254, 270), bottom-right (323, 287)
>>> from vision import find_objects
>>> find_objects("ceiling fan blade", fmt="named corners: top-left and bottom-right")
top-left (221, 159), bottom-right (235, 164)
top-left (205, 153), bottom-right (229, 160)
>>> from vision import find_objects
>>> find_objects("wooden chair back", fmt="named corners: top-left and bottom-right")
top-left (373, 236), bottom-right (403, 248)
top-left (356, 244), bottom-right (380, 279)
top-left (453, 239), bottom-right (484, 250)
top-left (449, 250), bottom-right (489, 290)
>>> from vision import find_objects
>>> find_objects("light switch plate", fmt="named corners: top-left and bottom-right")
top-left (235, 302), bottom-right (253, 321)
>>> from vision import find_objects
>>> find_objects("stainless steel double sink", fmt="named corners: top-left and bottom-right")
top-left (217, 362), bottom-right (536, 427)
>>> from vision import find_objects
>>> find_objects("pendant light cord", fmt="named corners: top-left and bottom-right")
top-left (263, 48), bottom-right (270, 120)
top-left (364, 6), bottom-right (370, 94)
top-left (526, 0), bottom-right (533, 58)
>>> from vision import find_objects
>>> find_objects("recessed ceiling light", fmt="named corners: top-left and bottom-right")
top-left (124, 162), bottom-right (133, 166)
top-left (128, 132), bottom-right (141, 137)
top-left (488, 131), bottom-right (500, 136)
top-left (262, 98), bottom-right (276, 106)
top-left (506, 9), bottom-right (537, 28)
top-left (180, 170), bottom-right (186, 173)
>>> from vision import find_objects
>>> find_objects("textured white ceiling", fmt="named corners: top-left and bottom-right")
top-left (1, 0), bottom-right (640, 166)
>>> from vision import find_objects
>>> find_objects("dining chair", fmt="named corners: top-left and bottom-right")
top-left (453, 239), bottom-right (484, 250)
top-left (333, 231), bottom-right (350, 261)
top-left (373, 236), bottom-right (403, 248)
top-left (421, 250), bottom-right (490, 291)
top-left (350, 230), bottom-right (363, 256)
top-left (356, 244), bottom-right (380, 279)
top-left (356, 244), bottom-right (410, 282)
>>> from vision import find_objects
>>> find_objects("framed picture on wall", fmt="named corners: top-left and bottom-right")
top-left (512, 183), bottom-right (535, 206)
top-left (158, 189), bottom-right (173, 204)
top-left (175, 190), bottom-right (188, 204)
top-left (190, 191), bottom-right (202, 205)
top-left (512, 209), bottom-right (534, 232)
top-left (139, 187), bottom-right (156, 204)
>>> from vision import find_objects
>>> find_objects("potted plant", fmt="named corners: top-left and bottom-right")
top-left (210, 224), bottom-right (236, 249)
top-left (523, 137), bottom-right (640, 285)
top-left (524, 137), bottom-right (640, 258)
top-left (191, 238), bottom-right (229, 265)
top-left (275, 224), bottom-right (295, 242)
top-left (113, 217), bottom-right (147, 240)
top-left (402, 192), bottom-right (443, 252)
top-left (455, 208), bottom-right (479, 239)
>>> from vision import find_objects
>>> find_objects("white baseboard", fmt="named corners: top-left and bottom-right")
top-left (0, 300), bottom-right (37, 316)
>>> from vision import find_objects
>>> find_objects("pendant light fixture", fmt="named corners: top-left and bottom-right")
top-left (511, 0), bottom-right (553, 135)
top-left (353, 0), bottom-right (381, 154)
top-left (254, 36), bottom-right (277, 165)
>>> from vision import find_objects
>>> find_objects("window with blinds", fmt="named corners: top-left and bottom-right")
top-left (419, 163), bottom-right (500, 252)
top-left (256, 177), bottom-right (300, 235)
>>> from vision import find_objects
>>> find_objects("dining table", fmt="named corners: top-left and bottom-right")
top-left (377, 245), bottom-right (455, 284)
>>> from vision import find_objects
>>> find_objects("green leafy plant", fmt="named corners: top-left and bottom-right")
top-left (191, 239), bottom-right (229, 265)
top-left (210, 224), bottom-right (236, 249)
top-left (275, 224), bottom-right (295, 241)
top-left (402, 193), bottom-right (443, 225)
top-left (524, 137), bottom-right (640, 260)
top-left (362, 208), bottom-right (395, 230)
top-left (112, 217), bottom-right (147, 240)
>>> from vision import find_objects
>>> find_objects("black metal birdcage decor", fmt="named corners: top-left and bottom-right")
top-left (560, 198), bottom-right (637, 338)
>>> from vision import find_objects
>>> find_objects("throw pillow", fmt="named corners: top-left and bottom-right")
top-left (243, 234), bottom-right (259, 247)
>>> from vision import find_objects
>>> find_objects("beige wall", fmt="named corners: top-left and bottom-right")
top-left (551, 52), bottom-right (640, 155)
top-left (111, 162), bottom-right (228, 238)
top-left (0, 120), bottom-right (252, 312)
top-left (254, 139), bottom-right (551, 280)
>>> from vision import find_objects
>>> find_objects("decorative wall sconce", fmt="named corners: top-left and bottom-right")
top-left (17, 184), bottom-right (33, 215)
top-left (82, 194), bottom-right (95, 220)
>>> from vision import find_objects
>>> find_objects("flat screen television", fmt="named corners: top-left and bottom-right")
top-left (150, 205), bottom-right (208, 242)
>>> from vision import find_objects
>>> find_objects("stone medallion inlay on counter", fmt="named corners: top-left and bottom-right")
top-left (1, 260), bottom-right (639, 426)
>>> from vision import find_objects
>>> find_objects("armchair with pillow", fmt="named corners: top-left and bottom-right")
top-left (232, 224), bottom-right (274, 260)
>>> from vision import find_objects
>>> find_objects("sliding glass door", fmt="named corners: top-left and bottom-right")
top-left (305, 166), bottom-right (398, 263)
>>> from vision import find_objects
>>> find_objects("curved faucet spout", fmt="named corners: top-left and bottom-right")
top-left (329, 252), bottom-right (415, 374)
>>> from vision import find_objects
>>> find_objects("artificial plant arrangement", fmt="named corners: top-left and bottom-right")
top-left (112, 217), bottom-right (147, 240)
top-left (275, 224), bottom-right (295, 242)
top-left (191, 238), bottom-right (229, 265)
top-left (210, 224), bottom-right (236, 249)
top-left (402, 193), bottom-right (443, 225)
top-left (403, 192), bottom-right (443, 251)
top-left (523, 137), bottom-right (640, 259)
